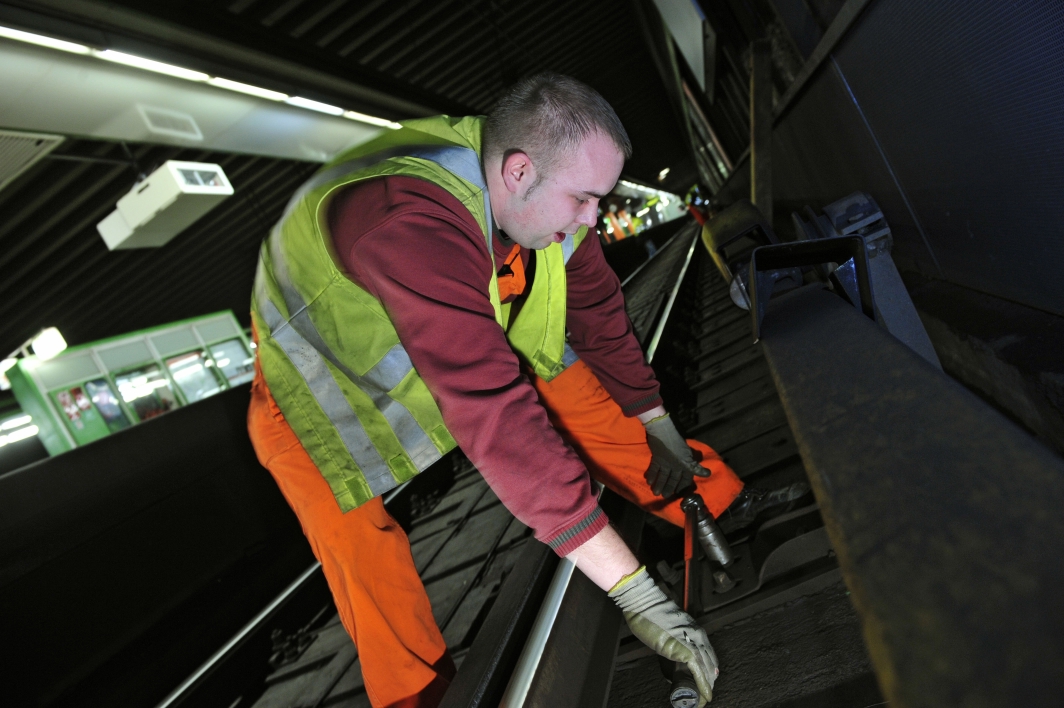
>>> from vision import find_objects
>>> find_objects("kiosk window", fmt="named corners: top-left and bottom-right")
top-left (207, 338), bottom-right (255, 386)
top-left (166, 350), bottom-right (223, 403)
top-left (115, 365), bottom-right (178, 422)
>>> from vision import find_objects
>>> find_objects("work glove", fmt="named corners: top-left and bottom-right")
top-left (610, 566), bottom-right (718, 706)
top-left (643, 413), bottom-right (709, 497)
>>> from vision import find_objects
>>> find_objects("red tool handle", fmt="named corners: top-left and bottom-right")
top-left (683, 503), bottom-right (695, 612)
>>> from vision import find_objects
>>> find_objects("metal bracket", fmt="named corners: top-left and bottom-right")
top-left (749, 236), bottom-right (875, 341)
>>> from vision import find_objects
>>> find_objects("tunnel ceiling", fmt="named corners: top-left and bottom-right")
top-left (0, 140), bottom-right (317, 360)
top-left (0, 0), bottom-right (712, 361)
top-left (9, 0), bottom-right (700, 189)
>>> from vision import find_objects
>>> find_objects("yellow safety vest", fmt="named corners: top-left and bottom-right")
top-left (252, 115), bottom-right (587, 511)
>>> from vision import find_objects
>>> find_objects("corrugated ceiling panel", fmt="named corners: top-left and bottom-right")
top-left (0, 139), bottom-right (317, 358)
top-left (0, 0), bottom-right (705, 362)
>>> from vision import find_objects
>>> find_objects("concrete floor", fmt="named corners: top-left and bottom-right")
top-left (608, 582), bottom-right (886, 708)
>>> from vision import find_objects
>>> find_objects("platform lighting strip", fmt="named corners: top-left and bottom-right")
top-left (0, 413), bottom-right (37, 447)
top-left (0, 25), bottom-right (402, 130)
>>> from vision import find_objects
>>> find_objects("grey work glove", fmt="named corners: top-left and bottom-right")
top-left (610, 566), bottom-right (718, 706)
top-left (643, 413), bottom-right (709, 497)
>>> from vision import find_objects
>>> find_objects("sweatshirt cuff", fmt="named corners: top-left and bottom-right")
top-left (543, 505), bottom-right (610, 556)
top-left (620, 393), bottom-right (664, 417)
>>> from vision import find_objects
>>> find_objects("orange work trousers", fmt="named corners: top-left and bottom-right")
top-left (247, 358), bottom-right (742, 708)
top-left (531, 360), bottom-right (744, 524)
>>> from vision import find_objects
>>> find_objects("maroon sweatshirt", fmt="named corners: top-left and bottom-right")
top-left (329, 176), bottom-right (662, 555)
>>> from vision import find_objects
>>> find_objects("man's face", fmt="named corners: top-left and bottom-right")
top-left (489, 131), bottom-right (625, 250)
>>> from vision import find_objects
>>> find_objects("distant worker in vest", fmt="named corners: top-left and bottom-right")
top-left (248, 73), bottom-right (802, 707)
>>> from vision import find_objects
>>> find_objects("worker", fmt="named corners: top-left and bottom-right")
top-left (248, 73), bottom-right (804, 707)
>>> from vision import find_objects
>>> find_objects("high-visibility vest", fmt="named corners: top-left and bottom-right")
top-left (252, 115), bottom-right (587, 512)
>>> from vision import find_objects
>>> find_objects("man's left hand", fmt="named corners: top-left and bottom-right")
top-left (643, 413), bottom-right (710, 497)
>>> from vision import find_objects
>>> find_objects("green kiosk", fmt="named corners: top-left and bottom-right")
top-left (8, 311), bottom-right (254, 455)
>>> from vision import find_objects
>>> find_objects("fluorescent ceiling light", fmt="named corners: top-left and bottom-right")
top-left (1, 26), bottom-right (396, 124)
top-left (31, 327), bottom-right (67, 360)
top-left (285, 96), bottom-right (345, 116)
top-left (6, 425), bottom-right (39, 442)
top-left (1, 415), bottom-right (31, 431)
top-left (96, 49), bottom-right (210, 82)
top-left (208, 77), bottom-right (288, 101)
top-left (343, 111), bottom-right (402, 130)
top-left (0, 25), bottom-right (91, 54)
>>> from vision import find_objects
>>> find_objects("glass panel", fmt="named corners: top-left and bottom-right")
top-left (52, 385), bottom-right (111, 445)
top-left (84, 378), bottom-right (131, 433)
top-left (166, 350), bottom-right (223, 403)
top-left (114, 364), bottom-right (179, 422)
top-left (207, 338), bottom-right (255, 386)
top-left (178, 168), bottom-right (222, 186)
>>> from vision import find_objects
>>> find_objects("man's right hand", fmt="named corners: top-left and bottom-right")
top-left (609, 566), bottom-right (718, 705)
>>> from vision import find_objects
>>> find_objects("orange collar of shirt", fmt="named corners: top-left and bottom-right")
top-left (497, 243), bottom-right (526, 302)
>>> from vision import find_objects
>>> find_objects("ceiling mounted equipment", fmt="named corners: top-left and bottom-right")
top-left (97, 160), bottom-right (234, 250)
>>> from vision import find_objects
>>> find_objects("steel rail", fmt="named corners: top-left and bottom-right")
top-left (497, 224), bottom-right (700, 706)
top-left (152, 561), bottom-right (322, 708)
top-left (497, 483), bottom-right (601, 707)
top-left (646, 227), bottom-right (701, 363)
top-left (155, 478), bottom-right (424, 708)
top-left (497, 557), bottom-right (579, 706)
top-left (619, 220), bottom-right (688, 288)
top-left (382, 479), bottom-right (410, 504)
top-left (438, 539), bottom-right (558, 708)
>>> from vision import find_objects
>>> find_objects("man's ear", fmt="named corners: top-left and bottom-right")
top-left (501, 150), bottom-right (537, 196)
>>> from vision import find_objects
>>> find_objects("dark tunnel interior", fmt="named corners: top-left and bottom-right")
top-left (1, 1), bottom-right (1063, 707)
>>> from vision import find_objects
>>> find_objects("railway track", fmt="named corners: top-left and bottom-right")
top-left (176, 218), bottom-right (870, 708)
top-left (165, 210), bottom-right (1064, 708)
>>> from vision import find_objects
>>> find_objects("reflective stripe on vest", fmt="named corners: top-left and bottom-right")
top-left (255, 267), bottom-right (403, 496)
top-left (561, 342), bottom-right (580, 369)
top-left (561, 232), bottom-right (575, 264)
top-left (256, 117), bottom-right (590, 509)
top-left (281, 144), bottom-right (493, 244)
top-left (261, 241), bottom-right (440, 491)
top-left (257, 144), bottom-right (499, 498)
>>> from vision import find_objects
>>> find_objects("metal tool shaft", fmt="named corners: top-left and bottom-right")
top-left (683, 493), bottom-right (734, 568)
top-left (671, 493), bottom-right (705, 706)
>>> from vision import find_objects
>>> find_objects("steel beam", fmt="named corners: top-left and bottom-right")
top-left (749, 39), bottom-right (773, 225)
top-left (0, 40), bottom-right (383, 163)
top-left (759, 284), bottom-right (1064, 708)
top-left (0, 0), bottom-right (443, 119)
